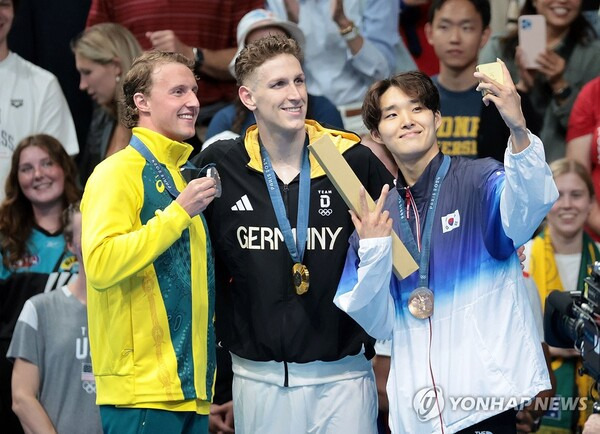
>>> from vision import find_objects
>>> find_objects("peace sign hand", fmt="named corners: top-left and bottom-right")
top-left (350, 184), bottom-right (393, 239)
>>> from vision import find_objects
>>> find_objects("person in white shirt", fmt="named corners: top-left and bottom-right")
top-left (0, 0), bottom-right (78, 200)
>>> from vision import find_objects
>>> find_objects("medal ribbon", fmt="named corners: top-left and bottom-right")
top-left (130, 135), bottom-right (185, 198)
top-left (260, 137), bottom-right (311, 265)
top-left (130, 135), bottom-right (213, 198)
top-left (397, 155), bottom-right (450, 288)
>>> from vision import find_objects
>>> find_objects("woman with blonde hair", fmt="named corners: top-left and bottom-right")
top-left (71, 22), bottom-right (142, 183)
top-left (524, 158), bottom-right (599, 433)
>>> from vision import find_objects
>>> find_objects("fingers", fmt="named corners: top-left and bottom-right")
top-left (146, 30), bottom-right (169, 43)
top-left (177, 177), bottom-right (218, 216)
top-left (358, 186), bottom-right (369, 218)
top-left (209, 415), bottom-right (232, 432)
top-left (350, 185), bottom-right (394, 239)
top-left (497, 58), bottom-right (515, 87)
top-left (349, 210), bottom-right (362, 232)
top-left (374, 184), bottom-right (390, 215)
top-left (474, 74), bottom-right (502, 98)
top-left (146, 30), bottom-right (176, 51)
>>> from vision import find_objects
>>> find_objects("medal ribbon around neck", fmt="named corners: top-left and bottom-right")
top-left (260, 136), bottom-right (311, 288)
top-left (397, 155), bottom-right (450, 288)
top-left (130, 135), bottom-right (215, 198)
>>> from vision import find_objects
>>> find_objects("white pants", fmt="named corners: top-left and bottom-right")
top-left (232, 361), bottom-right (378, 434)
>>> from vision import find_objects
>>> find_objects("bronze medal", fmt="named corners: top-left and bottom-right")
top-left (408, 287), bottom-right (434, 319)
top-left (293, 263), bottom-right (310, 295)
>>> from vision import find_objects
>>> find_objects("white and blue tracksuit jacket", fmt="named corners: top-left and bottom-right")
top-left (335, 133), bottom-right (558, 433)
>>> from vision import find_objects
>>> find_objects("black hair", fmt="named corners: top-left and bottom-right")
top-left (427, 0), bottom-right (491, 28)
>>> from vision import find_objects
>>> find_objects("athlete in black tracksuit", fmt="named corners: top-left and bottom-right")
top-left (194, 120), bottom-right (392, 402)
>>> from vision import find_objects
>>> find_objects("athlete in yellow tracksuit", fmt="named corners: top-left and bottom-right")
top-left (81, 127), bottom-right (215, 422)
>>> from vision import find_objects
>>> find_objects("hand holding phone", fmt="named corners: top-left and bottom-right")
top-left (518, 15), bottom-right (546, 69)
top-left (476, 61), bottom-right (504, 96)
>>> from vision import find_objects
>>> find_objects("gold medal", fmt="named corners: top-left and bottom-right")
top-left (293, 263), bottom-right (310, 295)
top-left (408, 287), bottom-right (434, 319)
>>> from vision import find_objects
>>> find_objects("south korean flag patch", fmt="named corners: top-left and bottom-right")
top-left (441, 210), bottom-right (460, 233)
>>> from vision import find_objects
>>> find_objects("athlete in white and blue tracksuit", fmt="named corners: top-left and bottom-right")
top-left (334, 69), bottom-right (558, 433)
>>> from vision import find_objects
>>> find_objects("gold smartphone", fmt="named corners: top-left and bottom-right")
top-left (476, 61), bottom-right (504, 96)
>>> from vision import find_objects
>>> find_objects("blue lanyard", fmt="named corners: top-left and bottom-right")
top-left (129, 135), bottom-right (205, 199)
top-left (260, 138), bottom-right (311, 264)
top-left (397, 155), bottom-right (450, 288)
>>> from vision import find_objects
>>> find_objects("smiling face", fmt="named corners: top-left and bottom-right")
top-left (75, 53), bottom-right (120, 106)
top-left (547, 171), bottom-right (593, 241)
top-left (17, 145), bottom-right (65, 210)
top-left (135, 62), bottom-right (199, 142)
top-left (371, 85), bottom-right (441, 169)
top-left (240, 53), bottom-right (307, 136)
top-left (534, 0), bottom-right (581, 33)
top-left (425, 0), bottom-right (490, 72)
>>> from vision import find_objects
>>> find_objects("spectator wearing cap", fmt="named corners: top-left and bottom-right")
top-left (204, 9), bottom-right (344, 148)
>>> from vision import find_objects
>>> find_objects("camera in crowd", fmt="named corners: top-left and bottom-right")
top-left (544, 261), bottom-right (600, 381)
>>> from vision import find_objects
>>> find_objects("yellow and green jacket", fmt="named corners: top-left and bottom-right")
top-left (81, 127), bottom-right (215, 414)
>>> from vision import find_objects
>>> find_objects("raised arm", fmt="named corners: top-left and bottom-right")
top-left (475, 59), bottom-right (558, 248)
top-left (145, 30), bottom-right (235, 80)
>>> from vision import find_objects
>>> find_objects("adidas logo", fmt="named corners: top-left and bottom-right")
top-left (231, 194), bottom-right (253, 211)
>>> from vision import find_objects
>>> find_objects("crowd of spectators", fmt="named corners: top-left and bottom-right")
top-left (2, 0), bottom-right (600, 433)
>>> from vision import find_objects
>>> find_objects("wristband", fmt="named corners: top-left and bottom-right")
top-left (553, 84), bottom-right (572, 100)
top-left (340, 23), bottom-right (360, 41)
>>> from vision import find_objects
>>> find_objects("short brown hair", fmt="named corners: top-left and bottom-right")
top-left (234, 35), bottom-right (302, 86)
top-left (62, 200), bottom-right (81, 245)
top-left (549, 158), bottom-right (595, 198)
top-left (362, 71), bottom-right (440, 133)
top-left (120, 50), bottom-right (194, 129)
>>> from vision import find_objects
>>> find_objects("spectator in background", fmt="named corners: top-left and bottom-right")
top-left (426, 0), bottom-right (490, 158)
top-left (8, 201), bottom-right (102, 434)
top-left (0, 0), bottom-right (78, 201)
top-left (566, 76), bottom-right (600, 242)
top-left (480, 0), bottom-right (600, 162)
top-left (71, 23), bottom-right (141, 184)
top-left (399, 0), bottom-right (440, 75)
top-left (425, 0), bottom-right (541, 160)
top-left (266, 0), bottom-right (400, 136)
top-left (523, 158), bottom-right (598, 432)
top-left (86, 0), bottom-right (263, 129)
top-left (0, 134), bottom-right (80, 434)
top-left (205, 9), bottom-right (343, 146)
top-left (8, 0), bottom-right (92, 151)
